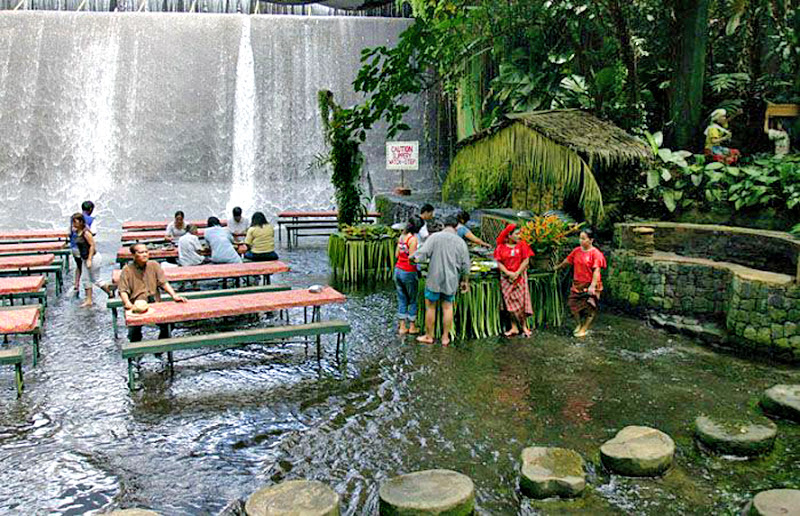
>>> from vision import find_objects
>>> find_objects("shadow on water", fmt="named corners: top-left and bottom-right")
top-left (0, 238), bottom-right (798, 514)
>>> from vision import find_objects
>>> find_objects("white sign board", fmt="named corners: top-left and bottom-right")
top-left (386, 141), bottom-right (419, 170)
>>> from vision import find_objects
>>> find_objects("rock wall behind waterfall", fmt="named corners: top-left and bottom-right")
top-left (0, 12), bottom-right (437, 229)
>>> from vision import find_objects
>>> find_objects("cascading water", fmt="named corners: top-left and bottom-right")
top-left (0, 12), bottom-right (435, 232)
top-left (226, 15), bottom-right (256, 216)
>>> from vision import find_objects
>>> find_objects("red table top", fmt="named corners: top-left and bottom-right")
top-left (116, 247), bottom-right (177, 260)
top-left (112, 260), bottom-right (290, 284)
top-left (0, 241), bottom-right (67, 253)
top-left (121, 229), bottom-right (206, 241)
top-left (0, 230), bottom-right (69, 240)
top-left (122, 220), bottom-right (227, 231)
top-left (0, 276), bottom-right (45, 295)
top-left (0, 307), bottom-right (40, 333)
top-left (125, 286), bottom-right (345, 326)
top-left (277, 211), bottom-right (380, 218)
top-left (0, 254), bottom-right (55, 270)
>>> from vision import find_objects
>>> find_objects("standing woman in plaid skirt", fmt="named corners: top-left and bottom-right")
top-left (495, 223), bottom-right (534, 337)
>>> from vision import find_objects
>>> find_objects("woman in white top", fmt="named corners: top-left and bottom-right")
top-left (166, 210), bottom-right (188, 241)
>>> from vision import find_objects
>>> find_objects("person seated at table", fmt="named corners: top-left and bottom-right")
top-left (205, 217), bottom-right (242, 264)
top-left (166, 210), bottom-right (188, 241)
top-left (72, 212), bottom-right (114, 307)
top-left (418, 203), bottom-right (435, 244)
top-left (118, 243), bottom-right (187, 342)
top-left (178, 225), bottom-right (210, 266)
top-left (243, 211), bottom-right (278, 262)
top-left (456, 210), bottom-right (491, 247)
top-left (228, 206), bottom-right (250, 240)
top-left (495, 223), bottom-right (534, 338)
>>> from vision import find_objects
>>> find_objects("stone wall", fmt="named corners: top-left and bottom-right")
top-left (606, 251), bottom-right (800, 362)
top-left (615, 222), bottom-right (800, 279)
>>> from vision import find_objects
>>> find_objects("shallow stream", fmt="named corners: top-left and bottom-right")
top-left (0, 239), bottom-right (798, 515)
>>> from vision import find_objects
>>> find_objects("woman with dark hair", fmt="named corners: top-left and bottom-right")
top-left (495, 223), bottom-right (534, 337)
top-left (394, 216), bottom-right (423, 335)
top-left (244, 211), bottom-right (278, 261)
top-left (72, 212), bottom-right (113, 307)
top-left (554, 228), bottom-right (607, 337)
top-left (456, 211), bottom-right (491, 247)
top-left (166, 210), bottom-right (187, 241)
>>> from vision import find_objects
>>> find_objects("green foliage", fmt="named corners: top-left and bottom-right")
top-left (327, 231), bottom-right (397, 285)
top-left (317, 90), bottom-right (364, 227)
top-left (642, 132), bottom-right (800, 216)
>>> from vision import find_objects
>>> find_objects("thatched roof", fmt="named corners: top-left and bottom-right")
top-left (460, 109), bottom-right (650, 167)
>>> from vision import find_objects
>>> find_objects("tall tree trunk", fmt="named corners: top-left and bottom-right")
top-left (668, 0), bottom-right (711, 150)
top-left (604, 0), bottom-right (641, 126)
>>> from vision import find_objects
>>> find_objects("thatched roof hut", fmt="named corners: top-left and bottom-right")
top-left (443, 109), bottom-right (650, 221)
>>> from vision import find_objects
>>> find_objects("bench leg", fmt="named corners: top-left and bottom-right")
top-left (128, 359), bottom-right (135, 391)
top-left (340, 333), bottom-right (347, 370)
top-left (32, 333), bottom-right (39, 367)
top-left (14, 363), bottom-right (23, 397)
top-left (167, 352), bottom-right (174, 377)
top-left (316, 334), bottom-right (322, 360)
top-left (112, 308), bottom-right (119, 339)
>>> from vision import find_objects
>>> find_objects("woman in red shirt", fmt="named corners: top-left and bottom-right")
top-left (395, 217), bottom-right (423, 335)
top-left (554, 228), bottom-right (607, 337)
top-left (495, 223), bottom-right (534, 337)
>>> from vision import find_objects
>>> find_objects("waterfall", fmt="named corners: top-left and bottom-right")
top-left (226, 15), bottom-right (256, 217)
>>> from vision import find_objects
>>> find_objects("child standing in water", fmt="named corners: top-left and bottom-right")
top-left (554, 228), bottom-right (606, 337)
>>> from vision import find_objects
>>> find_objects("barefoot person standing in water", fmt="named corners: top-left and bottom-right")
top-left (554, 228), bottom-right (606, 338)
top-left (412, 215), bottom-right (471, 346)
top-left (495, 223), bottom-right (534, 338)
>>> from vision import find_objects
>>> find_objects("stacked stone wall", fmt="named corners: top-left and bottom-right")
top-left (606, 251), bottom-right (800, 362)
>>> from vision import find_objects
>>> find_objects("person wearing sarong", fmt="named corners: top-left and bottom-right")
top-left (704, 109), bottom-right (740, 165)
top-left (494, 223), bottom-right (534, 338)
top-left (554, 228), bottom-right (606, 338)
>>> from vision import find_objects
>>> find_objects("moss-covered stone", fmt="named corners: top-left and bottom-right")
top-left (760, 384), bottom-right (800, 422)
top-left (379, 470), bottom-right (474, 516)
top-left (694, 415), bottom-right (777, 456)
top-left (246, 480), bottom-right (340, 516)
top-left (600, 426), bottom-right (674, 477)
top-left (519, 447), bottom-right (586, 499)
top-left (746, 489), bottom-right (800, 516)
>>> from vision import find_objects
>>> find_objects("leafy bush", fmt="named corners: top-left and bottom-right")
top-left (517, 214), bottom-right (583, 255)
top-left (642, 132), bottom-right (800, 216)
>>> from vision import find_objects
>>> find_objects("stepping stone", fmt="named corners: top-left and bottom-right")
top-left (379, 469), bottom-right (474, 515)
top-left (743, 489), bottom-right (800, 516)
top-left (694, 415), bottom-right (777, 456)
top-left (600, 426), bottom-right (674, 477)
top-left (760, 384), bottom-right (800, 422)
top-left (245, 480), bottom-right (340, 516)
top-left (519, 447), bottom-right (586, 499)
top-left (108, 510), bottom-right (160, 516)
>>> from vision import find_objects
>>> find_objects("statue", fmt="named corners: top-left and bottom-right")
top-left (704, 109), bottom-right (740, 165)
top-left (765, 119), bottom-right (790, 157)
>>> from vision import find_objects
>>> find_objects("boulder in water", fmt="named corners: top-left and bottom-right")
top-left (743, 489), bottom-right (800, 516)
top-left (379, 469), bottom-right (474, 515)
top-left (760, 384), bottom-right (800, 422)
top-left (245, 480), bottom-right (339, 516)
top-left (600, 426), bottom-right (674, 477)
top-left (694, 415), bottom-right (777, 456)
top-left (519, 447), bottom-right (586, 499)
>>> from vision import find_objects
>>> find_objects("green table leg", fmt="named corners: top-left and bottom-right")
top-left (127, 359), bottom-right (135, 391)
top-left (32, 333), bottom-right (39, 367)
top-left (14, 363), bottom-right (23, 397)
top-left (111, 308), bottom-right (118, 339)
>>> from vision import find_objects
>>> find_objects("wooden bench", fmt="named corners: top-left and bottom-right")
top-left (106, 284), bottom-right (291, 338)
top-left (277, 211), bottom-right (379, 249)
top-left (0, 250), bottom-right (71, 274)
top-left (0, 265), bottom-right (63, 296)
top-left (121, 320), bottom-right (351, 390)
top-left (0, 276), bottom-right (48, 308)
top-left (0, 347), bottom-right (24, 397)
top-left (0, 305), bottom-right (42, 366)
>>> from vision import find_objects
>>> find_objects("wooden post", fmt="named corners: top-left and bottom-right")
top-left (14, 363), bottom-right (23, 397)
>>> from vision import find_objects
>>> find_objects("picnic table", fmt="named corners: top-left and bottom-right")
top-left (0, 276), bottom-right (47, 307)
top-left (0, 254), bottom-right (63, 294)
top-left (124, 286), bottom-right (345, 328)
top-left (111, 260), bottom-right (290, 285)
top-left (0, 241), bottom-right (71, 274)
top-left (116, 246), bottom-right (178, 265)
top-left (277, 210), bottom-right (380, 249)
top-left (122, 220), bottom-right (227, 231)
top-left (0, 305), bottom-right (42, 366)
top-left (121, 229), bottom-right (205, 242)
top-left (0, 230), bottom-right (69, 243)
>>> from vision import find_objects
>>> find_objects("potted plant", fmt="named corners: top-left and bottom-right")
top-left (518, 215), bottom-right (583, 269)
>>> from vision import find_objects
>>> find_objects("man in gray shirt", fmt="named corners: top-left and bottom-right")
top-left (205, 217), bottom-right (242, 264)
top-left (412, 214), bottom-right (471, 346)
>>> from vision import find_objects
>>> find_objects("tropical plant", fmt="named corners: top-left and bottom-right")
top-left (518, 215), bottom-right (584, 256)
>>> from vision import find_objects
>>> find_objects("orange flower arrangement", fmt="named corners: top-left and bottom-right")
top-left (518, 215), bottom-right (583, 255)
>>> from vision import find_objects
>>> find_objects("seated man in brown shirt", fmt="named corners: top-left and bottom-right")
top-left (118, 243), bottom-right (187, 342)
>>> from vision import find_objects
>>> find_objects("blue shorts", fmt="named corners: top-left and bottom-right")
top-left (424, 288), bottom-right (454, 303)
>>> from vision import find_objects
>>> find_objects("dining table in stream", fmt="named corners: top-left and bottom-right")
top-left (111, 260), bottom-right (290, 285)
